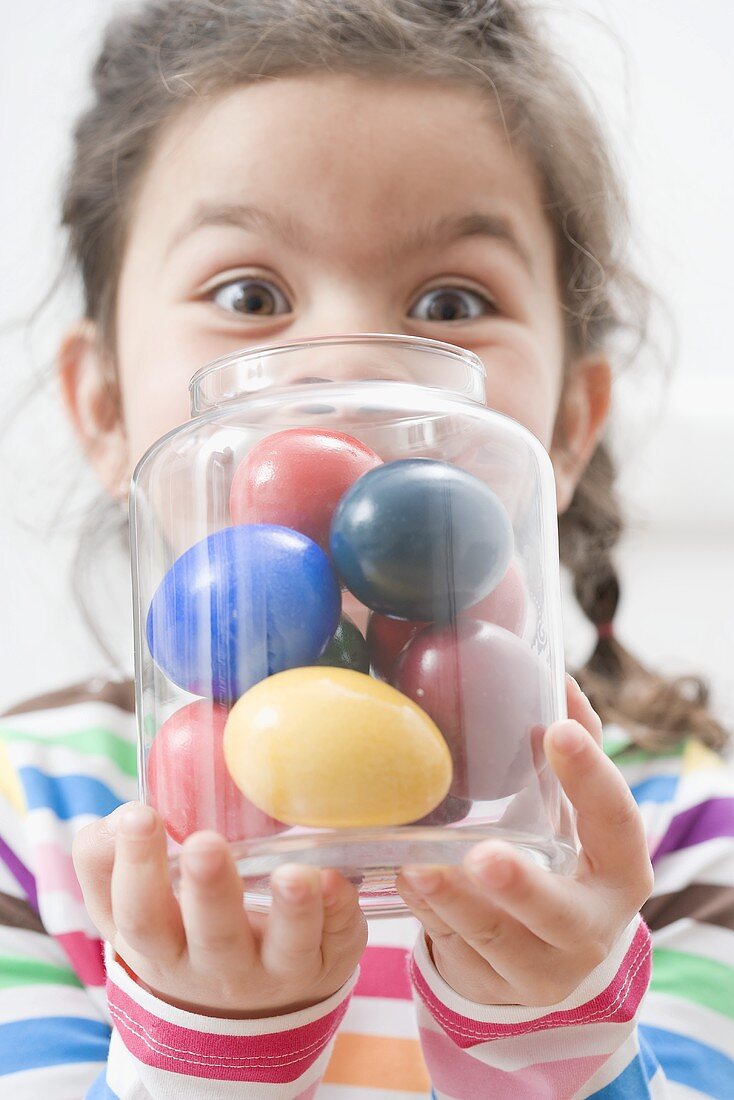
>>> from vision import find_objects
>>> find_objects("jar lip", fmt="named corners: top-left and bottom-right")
top-left (188, 332), bottom-right (486, 410)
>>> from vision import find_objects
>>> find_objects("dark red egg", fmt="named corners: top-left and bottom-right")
top-left (392, 620), bottom-right (548, 801)
top-left (366, 613), bottom-right (428, 680)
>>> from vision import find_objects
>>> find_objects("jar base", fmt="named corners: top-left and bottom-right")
top-left (169, 826), bottom-right (577, 917)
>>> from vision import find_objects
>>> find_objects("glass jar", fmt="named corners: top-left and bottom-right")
top-left (130, 334), bottom-right (576, 916)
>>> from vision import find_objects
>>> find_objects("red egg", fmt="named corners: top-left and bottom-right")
top-left (147, 700), bottom-right (286, 845)
top-left (366, 613), bottom-right (427, 680)
top-left (229, 428), bottom-right (382, 551)
top-left (392, 620), bottom-right (549, 801)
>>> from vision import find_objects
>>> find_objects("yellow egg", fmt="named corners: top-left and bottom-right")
top-left (223, 667), bottom-right (452, 828)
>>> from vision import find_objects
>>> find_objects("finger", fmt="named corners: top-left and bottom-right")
top-left (72, 802), bottom-right (130, 939)
top-left (319, 869), bottom-right (368, 959)
top-left (545, 721), bottom-right (651, 887)
top-left (179, 831), bottom-right (256, 971)
top-left (261, 865), bottom-right (325, 980)
top-left (399, 864), bottom-right (546, 988)
top-left (111, 805), bottom-right (185, 962)
top-left (396, 870), bottom-right (457, 940)
top-left (464, 841), bottom-right (600, 950)
top-left (566, 676), bottom-right (603, 747)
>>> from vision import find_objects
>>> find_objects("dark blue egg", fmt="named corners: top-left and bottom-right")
top-left (329, 459), bottom-right (513, 621)
top-left (146, 524), bottom-right (341, 703)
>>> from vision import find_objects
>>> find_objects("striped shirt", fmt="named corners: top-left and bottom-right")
top-left (0, 679), bottom-right (732, 1098)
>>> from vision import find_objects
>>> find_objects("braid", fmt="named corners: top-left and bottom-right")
top-left (560, 444), bottom-right (728, 752)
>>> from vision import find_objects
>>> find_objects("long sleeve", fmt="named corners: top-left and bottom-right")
top-left (0, 684), bottom-right (357, 1099)
top-left (102, 945), bottom-right (356, 1099)
top-left (411, 733), bottom-right (734, 1098)
top-left (411, 917), bottom-right (656, 1098)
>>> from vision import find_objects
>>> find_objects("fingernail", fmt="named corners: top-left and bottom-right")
top-left (184, 842), bottom-right (225, 879)
top-left (274, 867), bottom-right (316, 903)
top-left (402, 867), bottom-right (443, 895)
top-left (466, 848), bottom-right (514, 888)
top-left (553, 722), bottom-right (586, 755)
top-left (119, 806), bottom-right (156, 837)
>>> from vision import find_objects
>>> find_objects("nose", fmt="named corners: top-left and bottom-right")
top-left (267, 338), bottom-right (415, 389)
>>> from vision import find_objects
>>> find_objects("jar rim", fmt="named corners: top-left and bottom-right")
top-left (188, 333), bottom-right (487, 413)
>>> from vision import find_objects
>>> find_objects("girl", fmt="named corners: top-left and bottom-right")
top-left (1, 2), bottom-right (732, 1097)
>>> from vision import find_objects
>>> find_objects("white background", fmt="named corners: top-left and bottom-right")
top-left (0, 1), bottom-right (732, 723)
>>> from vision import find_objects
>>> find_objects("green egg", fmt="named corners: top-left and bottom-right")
top-left (316, 613), bottom-right (370, 674)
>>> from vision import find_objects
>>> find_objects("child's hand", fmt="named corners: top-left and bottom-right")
top-left (73, 809), bottom-right (367, 1018)
top-left (396, 677), bottom-right (654, 1007)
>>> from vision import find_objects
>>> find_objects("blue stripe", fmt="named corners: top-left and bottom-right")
top-left (630, 776), bottom-right (679, 805)
top-left (86, 1068), bottom-right (119, 1099)
top-left (0, 1016), bottom-right (110, 1075)
top-left (18, 767), bottom-right (122, 820)
top-left (587, 1038), bottom-right (657, 1097)
top-left (639, 1024), bottom-right (734, 1099)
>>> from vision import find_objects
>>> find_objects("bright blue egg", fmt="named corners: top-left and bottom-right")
top-left (330, 459), bottom-right (513, 621)
top-left (146, 524), bottom-right (341, 702)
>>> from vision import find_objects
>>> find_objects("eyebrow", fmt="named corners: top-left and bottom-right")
top-left (168, 201), bottom-right (533, 272)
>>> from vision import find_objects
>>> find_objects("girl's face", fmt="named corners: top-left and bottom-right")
top-left (61, 74), bottom-right (609, 510)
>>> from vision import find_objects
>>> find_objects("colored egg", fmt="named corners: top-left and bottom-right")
top-left (410, 794), bottom-right (472, 827)
top-left (316, 614), bottom-right (370, 674)
top-left (392, 620), bottom-right (549, 801)
top-left (329, 459), bottom-right (514, 621)
top-left (229, 428), bottom-right (382, 551)
top-left (146, 524), bottom-right (341, 702)
top-left (466, 558), bottom-right (528, 636)
top-left (367, 559), bottom-right (527, 680)
top-left (146, 701), bottom-right (286, 845)
top-left (223, 667), bottom-right (452, 828)
top-left (341, 590), bottom-right (371, 634)
top-left (367, 613), bottom-right (427, 680)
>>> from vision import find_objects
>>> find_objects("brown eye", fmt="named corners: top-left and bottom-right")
top-left (410, 286), bottom-right (495, 323)
top-left (211, 279), bottom-right (291, 317)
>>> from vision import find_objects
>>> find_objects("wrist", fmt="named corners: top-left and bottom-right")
top-left (116, 951), bottom-right (347, 1020)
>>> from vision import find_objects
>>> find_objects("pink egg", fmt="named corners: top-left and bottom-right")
top-left (392, 620), bottom-right (549, 801)
top-left (366, 559), bottom-right (527, 681)
top-left (341, 590), bottom-right (371, 635)
top-left (147, 700), bottom-right (286, 845)
top-left (465, 557), bottom-right (527, 636)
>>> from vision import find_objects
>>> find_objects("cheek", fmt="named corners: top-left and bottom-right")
top-left (475, 325), bottom-right (562, 447)
top-left (118, 348), bottom-right (194, 468)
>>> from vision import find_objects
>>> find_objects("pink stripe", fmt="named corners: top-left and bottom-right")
top-left (34, 842), bottom-right (84, 904)
top-left (411, 922), bottom-right (651, 1049)
top-left (293, 1083), bottom-right (320, 1100)
top-left (107, 977), bottom-right (351, 1082)
top-left (420, 1026), bottom-right (608, 1098)
top-left (56, 931), bottom-right (105, 987)
top-left (355, 946), bottom-right (412, 1000)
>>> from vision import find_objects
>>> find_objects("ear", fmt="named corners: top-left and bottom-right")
top-left (550, 355), bottom-right (612, 514)
top-left (58, 321), bottom-right (129, 500)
